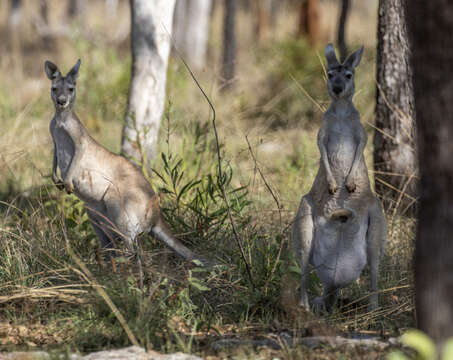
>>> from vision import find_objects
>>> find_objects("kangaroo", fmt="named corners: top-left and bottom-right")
top-left (292, 44), bottom-right (386, 312)
top-left (45, 59), bottom-right (209, 279)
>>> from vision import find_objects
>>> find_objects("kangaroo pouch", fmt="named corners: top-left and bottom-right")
top-left (311, 215), bottom-right (368, 288)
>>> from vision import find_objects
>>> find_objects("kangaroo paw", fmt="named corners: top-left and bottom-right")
top-left (64, 180), bottom-right (74, 194)
top-left (345, 177), bottom-right (356, 192)
top-left (52, 174), bottom-right (65, 191)
top-left (346, 182), bottom-right (356, 193)
top-left (328, 182), bottom-right (338, 194)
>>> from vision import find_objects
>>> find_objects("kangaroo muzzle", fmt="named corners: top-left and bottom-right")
top-left (333, 85), bottom-right (343, 95)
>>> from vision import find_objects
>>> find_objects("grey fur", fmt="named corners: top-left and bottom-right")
top-left (292, 44), bottom-right (386, 312)
top-left (45, 60), bottom-right (208, 271)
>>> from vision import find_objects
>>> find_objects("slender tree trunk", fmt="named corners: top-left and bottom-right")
top-left (297, 0), bottom-right (320, 45)
top-left (337, 0), bottom-right (350, 62)
top-left (373, 0), bottom-right (416, 215)
top-left (40, 0), bottom-right (52, 49)
top-left (8, 0), bottom-right (22, 28)
top-left (173, 0), bottom-right (212, 71)
top-left (221, 0), bottom-right (236, 91)
top-left (40, 0), bottom-right (48, 25)
top-left (67, 0), bottom-right (86, 19)
top-left (407, 0), bottom-right (453, 346)
top-left (121, 0), bottom-right (176, 171)
top-left (105, 0), bottom-right (119, 20)
top-left (254, 0), bottom-right (272, 43)
top-left (8, 0), bottom-right (23, 78)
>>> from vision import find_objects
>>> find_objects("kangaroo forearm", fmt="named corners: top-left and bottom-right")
top-left (52, 150), bottom-right (58, 178)
top-left (320, 148), bottom-right (334, 179)
top-left (349, 140), bottom-right (366, 178)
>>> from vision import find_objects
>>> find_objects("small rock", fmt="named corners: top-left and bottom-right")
top-left (0, 347), bottom-right (203, 360)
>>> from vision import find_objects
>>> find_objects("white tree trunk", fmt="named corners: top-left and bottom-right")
top-left (173, 0), bottom-right (211, 71)
top-left (121, 0), bottom-right (176, 170)
top-left (105, 0), bottom-right (118, 20)
top-left (8, 0), bottom-right (22, 29)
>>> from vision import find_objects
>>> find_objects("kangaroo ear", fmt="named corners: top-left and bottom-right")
top-left (67, 59), bottom-right (81, 81)
top-left (325, 43), bottom-right (339, 68)
top-left (344, 46), bottom-right (364, 69)
top-left (44, 61), bottom-right (61, 80)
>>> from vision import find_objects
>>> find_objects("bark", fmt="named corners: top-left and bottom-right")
top-left (373, 0), bottom-right (416, 215)
top-left (297, 0), bottom-right (320, 45)
top-left (221, 0), bottom-right (236, 91)
top-left (407, 0), bottom-right (453, 345)
top-left (121, 0), bottom-right (176, 170)
top-left (173, 0), bottom-right (212, 71)
top-left (337, 0), bottom-right (350, 62)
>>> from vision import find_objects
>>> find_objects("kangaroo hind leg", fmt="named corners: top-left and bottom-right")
top-left (86, 206), bottom-right (118, 271)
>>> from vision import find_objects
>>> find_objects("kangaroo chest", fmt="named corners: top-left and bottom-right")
top-left (53, 126), bottom-right (75, 179)
top-left (326, 121), bottom-right (358, 176)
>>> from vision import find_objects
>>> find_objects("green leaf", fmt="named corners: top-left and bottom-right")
top-left (288, 265), bottom-right (302, 275)
top-left (442, 338), bottom-right (453, 360)
top-left (189, 280), bottom-right (210, 292)
top-left (386, 351), bottom-right (409, 360)
top-left (402, 329), bottom-right (436, 360)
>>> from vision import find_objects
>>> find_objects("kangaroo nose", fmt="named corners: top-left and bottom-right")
top-left (57, 96), bottom-right (66, 105)
top-left (333, 86), bottom-right (343, 95)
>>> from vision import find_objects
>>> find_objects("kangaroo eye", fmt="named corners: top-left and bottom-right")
top-left (327, 72), bottom-right (334, 79)
top-left (345, 73), bottom-right (352, 80)
top-left (68, 87), bottom-right (74, 92)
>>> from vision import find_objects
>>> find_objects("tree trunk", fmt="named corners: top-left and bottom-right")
top-left (8, 0), bottom-right (23, 78)
top-left (221, 0), bottom-right (236, 91)
top-left (297, 0), bottom-right (320, 45)
top-left (67, 0), bottom-right (86, 19)
top-left (337, 0), bottom-right (350, 62)
top-left (173, 0), bottom-right (212, 71)
top-left (373, 0), bottom-right (416, 215)
top-left (407, 0), bottom-right (453, 346)
top-left (254, 0), bottom-right (273, 43)
top-left (121, 0), bottom-right (176, 171)
top-left (40, 0), bottom-right (48, 25)
top-left (105, 0), bottom-right (119, 20)
top-left (8, 0), bottom-right (22, 28)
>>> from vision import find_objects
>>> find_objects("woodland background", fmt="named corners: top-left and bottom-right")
top-left (0, 0), bottom-right (447, 359)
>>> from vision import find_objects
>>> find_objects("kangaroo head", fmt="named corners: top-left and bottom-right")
top-left (44, 59), bottom-right (81, 111)
top-left (324, 44), bottom-right (363, 101)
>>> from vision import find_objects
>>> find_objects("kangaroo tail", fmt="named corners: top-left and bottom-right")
top-left (150, 217), bottom-right (212, 267)
top-left (329, 209), bottom-right (354, 223)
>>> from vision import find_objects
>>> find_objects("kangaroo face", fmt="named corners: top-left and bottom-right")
top-left (324, 43), bottom-right (363, 101)
top-left (326, 65), bottom-right (355, 100)
top-left (45, 59), bottom-right (81, 111)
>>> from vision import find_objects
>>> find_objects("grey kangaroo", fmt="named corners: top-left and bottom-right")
top-left (45, 59), bottom-right (209, 278)
top-left (292, 44), bottom-right (386, 312)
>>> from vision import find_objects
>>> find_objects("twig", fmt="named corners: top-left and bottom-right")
top-left (290, 73), bottom-right (326, 113)
top-left (170, 37), bottom-right (255, 289)
top-left (245, 135), bottom-right (284, 293)
top-left (61, 220), bottom-right (139, 346)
